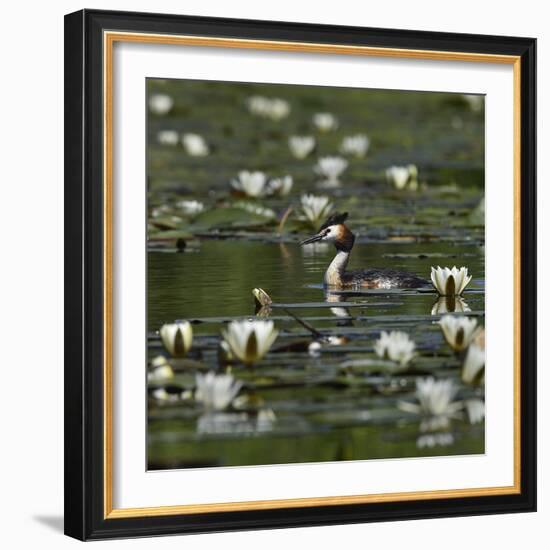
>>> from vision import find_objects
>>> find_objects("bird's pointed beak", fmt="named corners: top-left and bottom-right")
top-left (300, 232), bottom-right (324, 245)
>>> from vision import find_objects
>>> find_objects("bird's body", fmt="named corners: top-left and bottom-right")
top-left (327, 265), bottom-right (429, 289)
top-left (301, 212), bottom-right (429, 289)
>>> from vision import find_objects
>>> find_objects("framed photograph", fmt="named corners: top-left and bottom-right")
top-left (64, 9), bottom-right (536, 540)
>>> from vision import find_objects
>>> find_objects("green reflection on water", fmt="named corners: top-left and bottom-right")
top-left (148, 239), bottom-right (484, 330)
top-left (147, 239), bottom-right (485, 469)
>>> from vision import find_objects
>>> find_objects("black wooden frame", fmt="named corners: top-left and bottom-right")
top-left (64, 9), bottom-right (537, 541)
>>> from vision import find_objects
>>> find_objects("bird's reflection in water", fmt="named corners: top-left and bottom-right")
top-left (325, 291), bottom-right (354, 326)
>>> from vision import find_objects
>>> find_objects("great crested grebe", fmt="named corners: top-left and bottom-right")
top-left (300, 212), bottom-right (429, 289)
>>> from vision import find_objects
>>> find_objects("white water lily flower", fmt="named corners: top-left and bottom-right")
top-left (400, 377), bottom-right (462, 420)
top-left (438, 315), bottom-right (480, 352)
top-left (462, 341), bottom-right (485, 384)
top-left (340, 134), bottom-right (370, 157)
top-left (148, 355), bottom-right (174, 381)
top-left (182, 133), bottom-right (209, 156)
top-left (151, 355), bottom-right (169, 368)
top-left (476, 196), bottom-right (485, 214)
top-left (266, 98), bottom-right (290, 121)
top-left (330, 306), bottom-right (350, 319)
top-left (177, 200), bottom-right (204, 216)
top-left (151, 387), bottom-right (180, 403)
top-left (234, 201), bottom-right (276, 219)
top-left (469, 196), bottom-right (485, 225)
top-left (385, 166), bottom-right (409, 189)
top-left (151, 204), bottom-right (172, 218)
top-left (256, 409), bottom-right (277, 431)
top-left (407, 164), bottom-right (419, 190)
top-left (217, 340), bottom-right (234, 364)
top-left (407, 163), bottom-right (418, 180)
top-left (465, 398), bottom-right (485, 424)
top-left (308, 341), bottom-right (322, 357)
top-left (268, 175), bottom-right (293, 196)
top-left (246, 96), bottom-right (290, 120)
top-left (314, 156), bottom-right (348, 183)
top-left (247, 95), bottom-right (270, 116)
top-left (300, 194), bottom-right (333, 225)
top-left (312, 112), bottom-right (338, 132)
top-left (147, 364), bottom-right (174, 382)
top-left (463, 94), bottom-right (484, 112)
top-left (385, 164), bottom-right (418, 190)
top-left (231, 171), bottom-right (268, 197)
top-left (374, 330), bottom-right (416, 368)
top-left (195, 372), bottom-right (242, 411)
top-left (157, 129), bottom-right (179, 146)
top-left (431, 296), bottom-right (471, 315)
top-left (159, 321), bottom-right (193, 358)
top-left (431, 266), bottom-right (473, 296)
top-left (288, 136), bottom-right (315, 159)
top-left (148, 93), bottom-right (174, 115)
top-left (222, 320), bottom-right (279, 365)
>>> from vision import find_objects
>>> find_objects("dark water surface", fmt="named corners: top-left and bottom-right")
top-left (148, 239), bottom-right (484, 330)
top-left (147, 238), bottom-right (485, 469)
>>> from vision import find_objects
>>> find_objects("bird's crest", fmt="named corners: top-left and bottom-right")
top-left (319, 211), bottom-right (348, 231)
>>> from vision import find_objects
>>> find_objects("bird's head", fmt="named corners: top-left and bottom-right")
top-left (300, 212), bottom-right (355, 251)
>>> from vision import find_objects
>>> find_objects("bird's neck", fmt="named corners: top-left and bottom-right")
top-left (324, 249), bottom-right (351, 287)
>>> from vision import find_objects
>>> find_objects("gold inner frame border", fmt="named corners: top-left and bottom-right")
top-left (102, 30), bottom-right (522, 519)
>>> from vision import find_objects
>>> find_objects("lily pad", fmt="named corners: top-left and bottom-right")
top-left (191, 207), bottom-right (274, 230)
